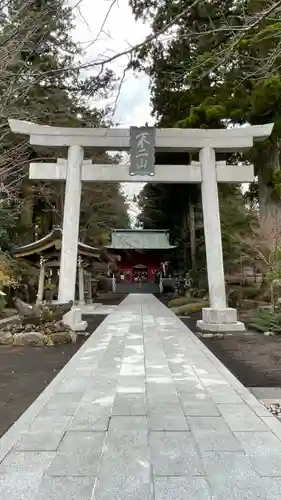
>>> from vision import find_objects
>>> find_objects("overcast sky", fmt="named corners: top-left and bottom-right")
top-left (70, 0), bottom-right (153, 222)
top-left (71, 0), bottom-right (152, 126)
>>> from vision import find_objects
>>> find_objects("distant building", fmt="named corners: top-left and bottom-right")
top-left (105, 229), bottom-right (176, 293)
top-left (12, 227), bottom-right (103, 304)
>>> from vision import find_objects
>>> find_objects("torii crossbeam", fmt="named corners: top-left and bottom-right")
top-left (29, 159), bottom-right (254, 184)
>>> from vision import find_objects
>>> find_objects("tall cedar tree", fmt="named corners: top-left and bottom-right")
top-left (130, 0), bottom-right (281, 216)
top-left (130, 0), bottom-right (257, 272)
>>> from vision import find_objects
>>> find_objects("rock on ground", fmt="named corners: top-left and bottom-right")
top-left (0, 331), bottom-right (13, 345)
top-left (51, 331), bottom-right (77, 345)
top-left (0, 318), bottom-right (78, 347)
top-left (13, 332), bottom-right (45, 347)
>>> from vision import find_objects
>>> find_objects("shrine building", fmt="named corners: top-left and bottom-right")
top-left (105, 229), bottom-right (176, 293)
top-left (12, 227), bottom-right (103, 305)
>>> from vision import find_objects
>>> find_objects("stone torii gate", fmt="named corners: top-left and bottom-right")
top-left (9, 119), bottom-right (273, 332)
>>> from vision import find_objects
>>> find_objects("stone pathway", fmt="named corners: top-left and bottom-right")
top-left (1, 294), bottom-right (281, 499)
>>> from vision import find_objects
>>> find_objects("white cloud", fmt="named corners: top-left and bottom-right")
top-left (70, 0), bottom-right (153, 225)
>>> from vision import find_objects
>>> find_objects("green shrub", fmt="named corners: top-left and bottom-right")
top-left (95, 275), bottom-right (110, 292)
top-left (228, 285), bottom-right (261, 308)
top-left (176, 300), bottom-right (209, 316)
top-left (242, 286), bottom-right (260, 299)
top-left (168, 296), bottom-right (199, 308)
top-left (249, 310), bottom-right (281, 334)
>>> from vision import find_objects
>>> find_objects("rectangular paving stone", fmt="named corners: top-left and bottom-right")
top-left (120, 363), bottom-right (145, 375)
top-left (188, 416), bottom-right (242, 451)
top-left (101, 416), bottom-right (149, 461)
top-left (0, 451), bottom-right (54, 474)
top-left (28, 415), bottom-right (72, 433)
top-left (108, 416), bottom-right (148, 431)
top-left (203, 384), bottom-right (243, 404)
top-left (148, 414), bottom-right (189, 431)
top-left (148, 402), bottom-right (185, 417)
top-left (146, 375), bottom-right (174, 384)
top-left (13, 430), bottom-right (64, 451)
top-left (181, 398), bottom-right (221, 417)
top-left (69, 403), bottom-right (110, 431)
top-left (261, 478), bottom-right (281, 500)
top-left (93, 475), bottom-right (153, 500)
top-left (0, 473), bottom-right (43, 500)
top-left (146, 381), bottom-right (178, 393)
top-left (149, 431), bottom-right (204, 476)
top-left (95, 430), bottom-right (152, 499)
top-left (46, 431), bottom-right (105, 477)
top-left (112, 393), bottom-right (146, 415)
top-left (154, 477), bottom-right (213, 500)
top-left (0, 451), bottom-right (54, 500)
top-left (105, 422), bottom-right (149, 450)
top-left (41, 392), bottom-right (84, 416)
top-left (235, 431), bottom-right (281, 476)
top-left (35, 476), bottom-right (95, 500)
top-left (95, 412), bottom-right (152, 497)
top-left (146, 363), bottom-right (175, 374)
top-left (218, 404), bottom-right (268, 432)
top-left (81, 390), bottom-right (116, 406)
top-left (117, 375), bottom-right (145, 394)
top-left (147, 395), bottom-right (180, 408)
top-left (57, 376), bottom-right (90, 393)
top-left (173, 377), bottom-right (205, 394)
top-left (202, 451), bottom-right (271, 500)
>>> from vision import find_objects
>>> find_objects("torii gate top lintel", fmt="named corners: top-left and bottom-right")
top-left (8, 119), bottom-right (274, 152)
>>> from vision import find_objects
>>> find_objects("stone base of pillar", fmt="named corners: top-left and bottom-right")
top-left (196, 307), bottom-right (245, 333)
top-left (63, 307), bottom-right (87, 332)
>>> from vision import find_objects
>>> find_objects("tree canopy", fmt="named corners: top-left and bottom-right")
top-left (0, 0), bottom-right (129, 250)
top-left (129, 0), bottom-right (275, 276)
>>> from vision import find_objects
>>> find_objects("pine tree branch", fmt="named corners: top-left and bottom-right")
top-left (200, 0), bottom-right (281, 78)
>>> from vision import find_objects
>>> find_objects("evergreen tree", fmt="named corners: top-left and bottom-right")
top-left (129, 0), bottom-right (281, 218)
top-left (0, 0), bottom-right (128, 245)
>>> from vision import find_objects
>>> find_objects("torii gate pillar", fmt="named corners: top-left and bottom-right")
top-left (197, 147), bottom-right (241, 332)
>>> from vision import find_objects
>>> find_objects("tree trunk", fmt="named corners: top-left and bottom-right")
top-left (182, 211), bottom-right (188, 269)
top-left (20, 177), bottom-right (34, 244)
top-left (189, 200), bottom-right (196, 272)
top-left (52, 183), bottom-right (64, 228)
top-left (256, 136), bottom-right (281, 220)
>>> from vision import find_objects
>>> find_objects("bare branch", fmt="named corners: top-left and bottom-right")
top-left (43, 0), bottom-right (202, 75)
top-left (83, 0), bottom-right (118, 51)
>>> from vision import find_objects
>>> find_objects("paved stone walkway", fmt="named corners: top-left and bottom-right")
top-left (1, 294), bottom-right (281, 499)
